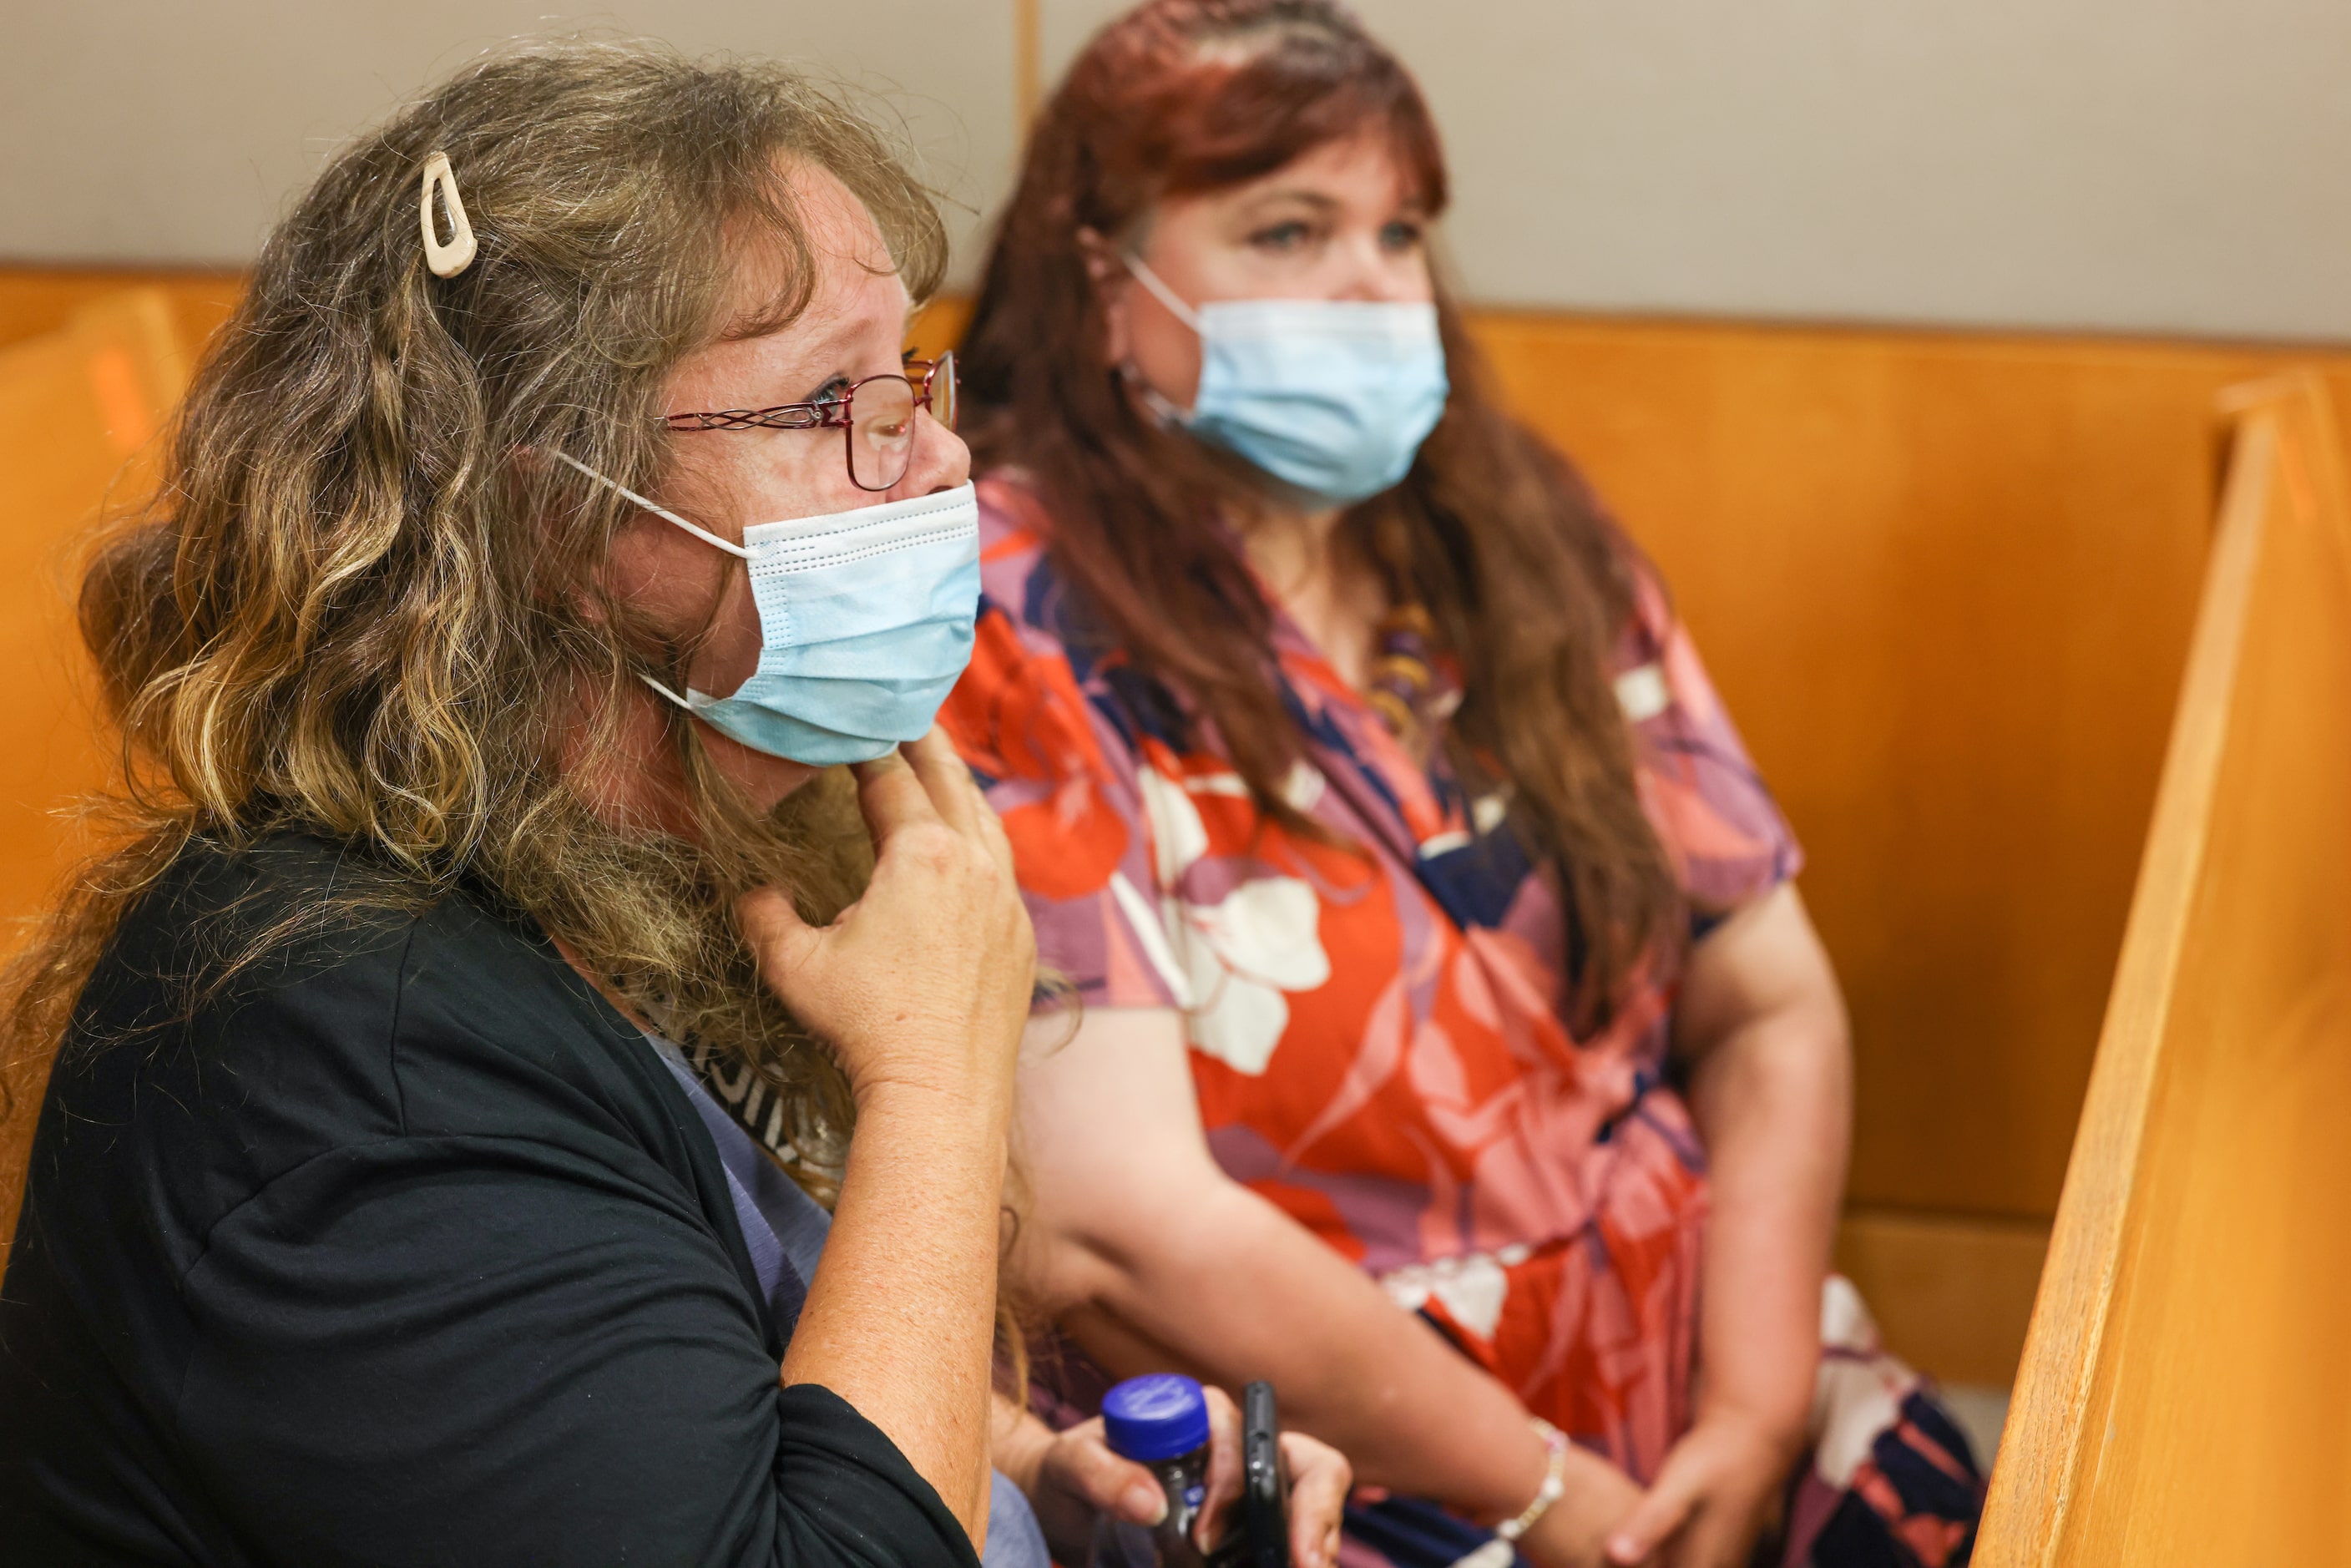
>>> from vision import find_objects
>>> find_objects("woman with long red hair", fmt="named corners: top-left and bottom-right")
top-left (945, 4), bottom-right (1984, 1566)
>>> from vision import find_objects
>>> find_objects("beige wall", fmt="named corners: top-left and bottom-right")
top-left (1040, 0), bottom-right (2351, 341)
top-left (0, 1), bottom-right (1016, 282)
top-left (5, 2), bottom-right (2348, 332)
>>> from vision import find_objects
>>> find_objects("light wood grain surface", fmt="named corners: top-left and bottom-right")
top-left (0, 267), bottom-right (240, 361)
top-left (1473, 314), bottom-right (2351, 1222)
top-left (0, 291), bottom-right (185, 940)
top-left (0, 287), bottom-right (193, 1279)
top-left (1835, 1208), bottom-right (2050, 1389)
top-left (1978, 372), bottom-right (2351, 1561)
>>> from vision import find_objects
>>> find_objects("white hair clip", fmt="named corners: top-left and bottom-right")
top-left (420, 151), bottom-right (478, 278)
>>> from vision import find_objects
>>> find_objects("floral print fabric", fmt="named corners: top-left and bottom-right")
top-left (943, 475), bottom-right (1981, 1565)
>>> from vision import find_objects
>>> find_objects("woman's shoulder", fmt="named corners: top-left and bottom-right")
top-left (1605, 544), bottom-right (1677, 672)
top-left (80, 831), bottom-right (604, 1061)
top-left (43, 832), bottom-right (668, 1263)
top-left (968, 468), bottom-right (1154, 681)
top-left (72, 831), bottom-right (427, 1082)
top-left (975, 467), bottom-right (1050, 539)
top-left (973, 469), bottom-right (1060, 624)
top-left (1593, 554), bottom-right (1807, 913)
top-left (961, 470), bottom-right (1112, 698)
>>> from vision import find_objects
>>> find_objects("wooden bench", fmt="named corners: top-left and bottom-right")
top-left (1476, 317), bottom-right (2351, 1390)
top-left (0, 288), bottom-right (191, 1278)
top-left (0, 289), bottom-right (187, 936)
top-left (1978, 372), bottom-right (2351, 1560)
top-left (6, 270), bottom-right (2351, 1419)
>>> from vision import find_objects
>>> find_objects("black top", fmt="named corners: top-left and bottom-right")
top-left (0, 834), bottom-right (977, 1568)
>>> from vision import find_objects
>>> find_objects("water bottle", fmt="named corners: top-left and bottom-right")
top-left (1091, 1373), bottom-right (1213, 1568)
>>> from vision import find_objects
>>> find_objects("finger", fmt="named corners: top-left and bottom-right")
top-left (908, 724), bottom-right (1018, 882)
top-left (1670, 1508), bottom-right (1748, 1568)
top-left (1195, 1383), bottom-right (1243, 1551)
top-left (850, 746), bottom-right (944, 842)
top-left (736, 886), bottom-right (822, 972)
top-left (902, 726), bottom-right (983, 839)
top-left (1054, 1418), bottom-right (1168, 1526)
top-left (1282, 1434), bottom-right (1352, 1568)
top-left (969, 777), bottom-right (1018, 885)
top-left (1607, 1464), bottom-right (1705, 1565)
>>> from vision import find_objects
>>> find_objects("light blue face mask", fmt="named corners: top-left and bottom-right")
top-left (1125, 255), bottom-right (1449, 505)
top-left (555, 453), bottom-right (981, 766)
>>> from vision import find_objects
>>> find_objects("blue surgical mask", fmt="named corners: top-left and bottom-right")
top-left (1125, 255), bottom-right (1449, 505)
top-left (555, 453), bottom-right (980, 766)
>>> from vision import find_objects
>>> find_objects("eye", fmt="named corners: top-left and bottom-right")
top-left (808, 375), bottom-right (854, 406)
top-left (1380, 219), bottom-right (1426, 252)
top-left (1248, 220), bottom-right (1315, 253)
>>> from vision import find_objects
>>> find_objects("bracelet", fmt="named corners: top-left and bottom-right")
top-left (1494, 1418), bottom-right (1570, 1544)
top-left (1438, 1419), bottom-right (1570, 1568)
top-left (1450, 1418), bottom-right (1570, 1568)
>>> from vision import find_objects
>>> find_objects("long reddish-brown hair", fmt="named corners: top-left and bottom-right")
top-left (959, 0), bottom-right (1681, 1024)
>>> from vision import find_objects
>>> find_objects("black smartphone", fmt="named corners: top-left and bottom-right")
top-left (1240, 1381), bottom-right (1291, 1568)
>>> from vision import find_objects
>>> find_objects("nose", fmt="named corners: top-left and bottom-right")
top-left (887, 406), bottom-right (972, 500)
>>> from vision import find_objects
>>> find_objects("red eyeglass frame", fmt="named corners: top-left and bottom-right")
top-left (659, 352), bottom-right (957, 493)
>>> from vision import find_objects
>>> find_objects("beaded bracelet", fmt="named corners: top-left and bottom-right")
top-left (1452, 1418), bottom-right (1570, 1568)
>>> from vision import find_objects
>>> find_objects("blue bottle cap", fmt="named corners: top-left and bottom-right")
top-left (1101, 1373), bottom-right (1211, 1463)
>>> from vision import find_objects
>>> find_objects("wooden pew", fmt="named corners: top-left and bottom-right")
top-left (0, 289), bottom-right (191, 1278)
top-left (0, 290), bottom-right (186, 936)
top-left (1474, 316), bottom-right (2351, 1392)
top-left (0, 267), bottom-right (241, 362)
top-left (1978, 372), bottom-right (2351, 1560)
top-left (9, 266), bottom-right (2351, 1405)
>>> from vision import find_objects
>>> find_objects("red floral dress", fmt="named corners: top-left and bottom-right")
top-left (943, 476), bottom-right (1983, 1568)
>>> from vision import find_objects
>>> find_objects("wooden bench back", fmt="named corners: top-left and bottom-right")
top-left (0, 289), bottom-right (190, 1281)
top-left (1979, 372), bottom-right (2351, 1561)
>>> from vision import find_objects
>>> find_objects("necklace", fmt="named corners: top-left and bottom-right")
top-left (1366, 602), bottom-right (1443, 748)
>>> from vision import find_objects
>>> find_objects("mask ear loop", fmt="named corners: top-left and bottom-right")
top-left (544, 449), bottom-right (748, 717)
top-left (1121, 254), bottom-right (1204, 332)
top-left (1118, 255), bottom-right (1203, 427)
top-left (420, 152), bottom-right (478, 279)
top-left (548, 449), bottom-right (751, 559)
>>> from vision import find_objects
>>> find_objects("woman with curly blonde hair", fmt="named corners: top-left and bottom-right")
top-left (0, 43), bottom-right (1347, 1568)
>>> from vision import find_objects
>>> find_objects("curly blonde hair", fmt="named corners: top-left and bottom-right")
top-left (3, 41), bottom-right (949, 1198)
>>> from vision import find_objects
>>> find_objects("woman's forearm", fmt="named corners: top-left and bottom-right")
top-left (1052, 1176), bottom-right (1554, 1521)
top-left (742, 732), bottom-right (1037, 1545)
top-left (1017, 1005), bottom-right (1560, 1525)
top-left (1682, 1009), bottom-right (1849, 1439)
top-left (784, 1079), bottom-right (1013, 1540)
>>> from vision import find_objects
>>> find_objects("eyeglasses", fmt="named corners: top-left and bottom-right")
top-left (660, 352), bottom-right (958, 493)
